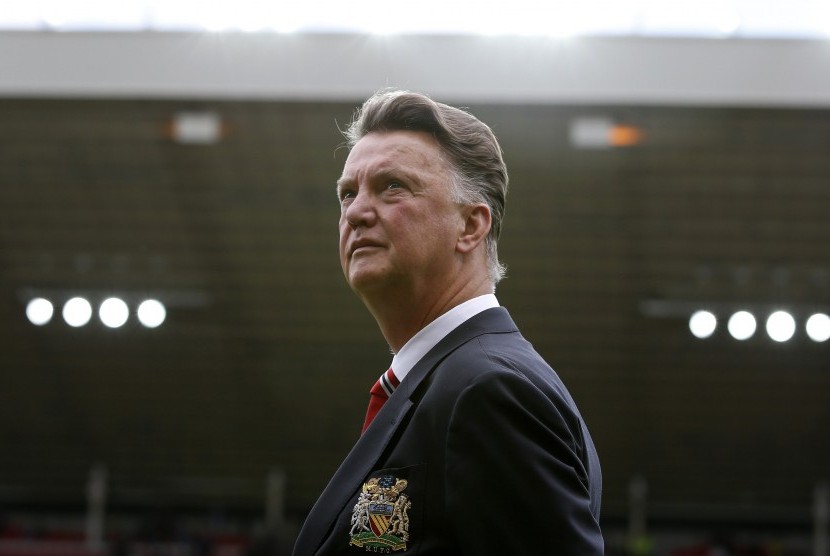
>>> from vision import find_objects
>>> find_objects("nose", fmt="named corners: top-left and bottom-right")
top-left (342, 189), bottom-right (376, 229)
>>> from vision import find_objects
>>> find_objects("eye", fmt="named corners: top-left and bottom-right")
top-left (338, 188), bottom-right (356, 202)
top-left (386, 181), bottom-right (404, 191)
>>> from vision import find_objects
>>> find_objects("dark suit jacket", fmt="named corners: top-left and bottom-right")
top-left (293, 307), bottom-right (603, 555)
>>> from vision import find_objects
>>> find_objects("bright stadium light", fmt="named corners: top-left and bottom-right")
top-left (765, 310), bottom-right (796, 342)
top-left (806, 313), bottom-right (830, 342)
top-left (26, 297), bottom-right (54, 326)
top-left (63, 297), bottom-right (93, 327)
top-left (137, 299), bottom-right (166, 328)
top-left (99, 297), bottom-right (129, 328)
top-left (689, 310), bottom-right (717, 339)
top-left (727, 310), bottom-right (756, 341)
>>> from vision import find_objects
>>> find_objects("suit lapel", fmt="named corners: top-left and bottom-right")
top-left (294, 308), bottom-right (517, 556)
top-left (292, 397), bottom-right (413, 555)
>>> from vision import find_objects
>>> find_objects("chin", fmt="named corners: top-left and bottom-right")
top-left (347, 269), bottom-right (383, 291)
top-left (347, 266), bottom-right (400, 295)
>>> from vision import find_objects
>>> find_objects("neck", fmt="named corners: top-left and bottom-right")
top-left (360, 272), bottom-right (493, 352)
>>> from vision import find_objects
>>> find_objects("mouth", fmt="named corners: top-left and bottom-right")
top-left (349, 240), bottom-right (383, 258)
top-left (351, 244), bottom-right (381, 257)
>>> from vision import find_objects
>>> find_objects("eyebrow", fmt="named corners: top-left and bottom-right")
top-left (334, 166), bottom-right (422, 199)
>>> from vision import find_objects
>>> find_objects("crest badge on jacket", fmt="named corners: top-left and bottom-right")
top-left (349, 475), bottom-right (411, 552)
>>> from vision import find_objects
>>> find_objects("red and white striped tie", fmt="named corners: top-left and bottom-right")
top-left (362, 368), bottom-right (399, 434)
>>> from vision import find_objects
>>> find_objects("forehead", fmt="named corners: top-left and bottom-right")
top-left (341, 130), bottom-right (449, 179)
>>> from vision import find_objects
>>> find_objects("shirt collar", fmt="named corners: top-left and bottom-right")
top-left (390, 294), bottom-right (499, 383)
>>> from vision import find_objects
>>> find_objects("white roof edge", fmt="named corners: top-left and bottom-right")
top-left (2, 32), bottom-right (829, 107)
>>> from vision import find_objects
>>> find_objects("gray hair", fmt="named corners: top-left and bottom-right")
top-left (344, 89), bottom-right (509, 284)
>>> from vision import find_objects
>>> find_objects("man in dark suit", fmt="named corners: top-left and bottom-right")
top-left (293, 90), bottom-right (603, 555)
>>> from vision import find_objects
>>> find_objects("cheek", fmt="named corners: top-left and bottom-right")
top-left (338, 225), bottom-right (350, 260)
top-left (402, 220), bottom-right (453, 262)
top-left (424, 212), bottom-right (462, 244)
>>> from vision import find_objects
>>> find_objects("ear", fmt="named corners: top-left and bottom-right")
top-left (456, 204), bottom-right (491, 254)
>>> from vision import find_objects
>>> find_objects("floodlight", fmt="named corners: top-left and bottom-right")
top-left (765, 311), bottom-right (795, 342)
top-left (137, 299), bottom-right (166, 328)
top-left (689, 310), bottom-right (717, 339)
top-left (63, 297), bottom-right (93, 327)
top-left (26, 297), bottom-right (54, 326)
top-left (99, 297), bottom-right (129, 328)
top-left (727, 310), bottom-right (756, 341)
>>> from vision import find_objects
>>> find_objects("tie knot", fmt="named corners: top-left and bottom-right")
top-left (362, 368), bottom-right (399, 434)
top-left (370, 368), bottom-right (399, 398)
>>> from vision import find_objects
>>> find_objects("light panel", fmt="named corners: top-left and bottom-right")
top-left (24, 292), bottom-right (168, 329)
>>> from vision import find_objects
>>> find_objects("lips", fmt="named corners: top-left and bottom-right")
top-left (349, 239), bottom-right (383, 257)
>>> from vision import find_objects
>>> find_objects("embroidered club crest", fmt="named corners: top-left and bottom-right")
top-left (349, 475), bottom-right (411, 552)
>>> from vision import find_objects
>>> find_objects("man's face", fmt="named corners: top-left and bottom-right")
top-left (337, 130), bottom-right (465, 296)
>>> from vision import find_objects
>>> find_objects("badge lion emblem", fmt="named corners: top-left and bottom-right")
top-left (349, 475), bottom-right (411, 552)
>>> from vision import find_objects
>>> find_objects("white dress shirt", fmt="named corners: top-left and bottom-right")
top-left (389, 294), bottom-right (499, 383)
